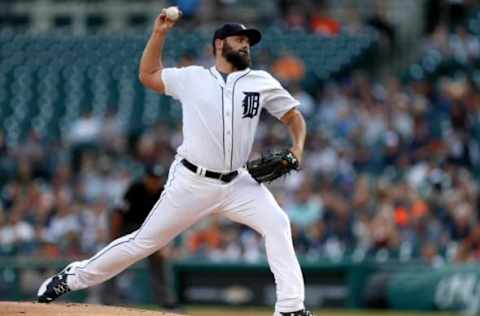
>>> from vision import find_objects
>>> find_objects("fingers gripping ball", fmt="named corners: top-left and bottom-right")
top-left (247, 149), bottom-right (300, 183)
top-left (165, 6), bottom-right (180, 21)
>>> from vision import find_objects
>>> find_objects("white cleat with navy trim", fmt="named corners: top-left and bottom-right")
top-left (37, 265), bottom-right (74, 303)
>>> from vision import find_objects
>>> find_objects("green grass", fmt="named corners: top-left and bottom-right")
top-left (143, 305), bottom-right (463, 316)
top-left (186, 308), bottom-right (460, 316)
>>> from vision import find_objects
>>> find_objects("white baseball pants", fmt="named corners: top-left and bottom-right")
top-left (66, 158), bottom-right (305, 313)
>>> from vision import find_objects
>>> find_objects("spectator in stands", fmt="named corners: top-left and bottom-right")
top-left (99, 109), bottom-right (126, 155)
top-left (271, 53), bottom-right (305, 83)
top-left (67, 110), bottom-right (103, 173)
top-left (187, 217), bottom-right (223, 258)
top-left (210, 225), bottom-right (243, 262)
top-left (424, 24), bottom-right (451, 55)
top-left (341, 7), bottom-right (365, 35)
top-left (449, 26), bottom-right (480, 62)
top-left (289, 83), bottom-right (316, 120)
top-left (420, 241), bottom-right (445, 267)
top-left (44, 189), bottom-right (81, 255)
top-left (309, 3), bottom-right (341, 36)
top-left (67, 111), bottom-right (102, 146)
top-left (285, 182), bottom-right (323, 230)
top-left (455, 225), bottom-right (480, 262)
top-left (283, 5), bottom-right (308, 31)
top-left (368, 190), bottom-right (400, 255)
top-left (239, 228), bottom-right (264, 262)
top-left (79, 198), bottom-right (109, 254)
top-left (0, 207), bottom-right (35, 255)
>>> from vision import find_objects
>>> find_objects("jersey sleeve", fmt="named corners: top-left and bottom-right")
top-left (262, 75), bottom-right (300, 119)
top-left (161, 67), bottom-right (189, 100)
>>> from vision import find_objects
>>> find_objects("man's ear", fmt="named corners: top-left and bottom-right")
top-left (215, 38), bottom-right (223, 53)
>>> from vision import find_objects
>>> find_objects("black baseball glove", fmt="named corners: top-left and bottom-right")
top-left (246, 149), bottom-right (300, 183)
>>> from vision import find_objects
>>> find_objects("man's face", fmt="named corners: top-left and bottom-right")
top-left (221, 35), bottom-right (251, 70)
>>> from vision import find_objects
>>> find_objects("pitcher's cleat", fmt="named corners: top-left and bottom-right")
top-left (37, 264), bottom-right (74, 303)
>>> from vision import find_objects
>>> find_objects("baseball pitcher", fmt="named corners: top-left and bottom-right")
top-left (37, 8), bottom-right (311, 316)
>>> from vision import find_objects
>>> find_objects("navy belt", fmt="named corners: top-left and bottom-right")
top-left (181, 159), bottom-right (238, 183)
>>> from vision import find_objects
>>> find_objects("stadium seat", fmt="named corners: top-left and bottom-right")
top-left (0, 28), bottom-right (376, 140)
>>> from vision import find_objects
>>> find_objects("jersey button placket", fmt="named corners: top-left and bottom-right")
top-left (224, 87), bottom-right (233, 169)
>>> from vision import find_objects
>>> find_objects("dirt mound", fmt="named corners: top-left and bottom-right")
top-left (0, 301), bottom-right (188, 316)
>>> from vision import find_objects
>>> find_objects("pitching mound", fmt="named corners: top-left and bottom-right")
top-left (1, 301), bottom-right (188, 316)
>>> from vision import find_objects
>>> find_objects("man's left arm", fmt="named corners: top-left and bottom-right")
top-left (280, 108), bottom-right (306, 164)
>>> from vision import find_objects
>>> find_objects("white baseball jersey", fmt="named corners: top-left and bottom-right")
top-left (161, 66), bottom-right (299, 172)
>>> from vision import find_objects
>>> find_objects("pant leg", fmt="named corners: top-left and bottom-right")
top-left (67, 160), bottom-right (222, 291)
top-left (220, 170), bottom-right (305, 313)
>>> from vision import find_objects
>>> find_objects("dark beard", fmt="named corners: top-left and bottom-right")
top-left (222, 42), bottom-right (250, 70)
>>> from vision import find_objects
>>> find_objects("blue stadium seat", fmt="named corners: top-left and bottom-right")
top-left (0, 28), bottom-right (376, 140)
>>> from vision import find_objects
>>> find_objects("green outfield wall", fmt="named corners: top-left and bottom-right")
top-left (0, 257), bottom-right (477, 313)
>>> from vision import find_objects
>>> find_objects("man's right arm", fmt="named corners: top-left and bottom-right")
top-left (139, 10), bottom-right (180, 94)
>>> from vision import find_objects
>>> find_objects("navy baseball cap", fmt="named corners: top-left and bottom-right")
top-left (213, 23), bottom-right (262, 47)
top-left (145, 164), bottom-right (165, 178)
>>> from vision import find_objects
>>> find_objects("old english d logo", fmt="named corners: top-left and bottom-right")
top-left (242, 92), bottom-right (260, 119)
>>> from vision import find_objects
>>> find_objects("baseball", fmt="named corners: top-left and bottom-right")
top-left (164, 6), bottom-right (180, 21)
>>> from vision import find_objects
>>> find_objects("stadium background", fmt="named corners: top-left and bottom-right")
top-left (1, 0), bottom-right (480, 315)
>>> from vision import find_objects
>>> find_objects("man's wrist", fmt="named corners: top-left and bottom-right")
top-left (153, 29), bottom-right (168, 36)
top-left (290, 146), bottom-right (303, 160)
top-left (291, 145), bottom-right (303, 153)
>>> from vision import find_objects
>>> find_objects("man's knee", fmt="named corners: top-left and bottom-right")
top-left (265, 209), bottom-right (291, 235)
top-left (126, 238), bottom-right (159, 256)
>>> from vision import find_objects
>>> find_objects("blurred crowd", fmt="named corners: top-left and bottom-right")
top-left (1, 2), bottom-right (480, 269)
top-left (423, 24), bottom-right (480, 65)
top-left (1, 69), bottom-right (479, 267)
